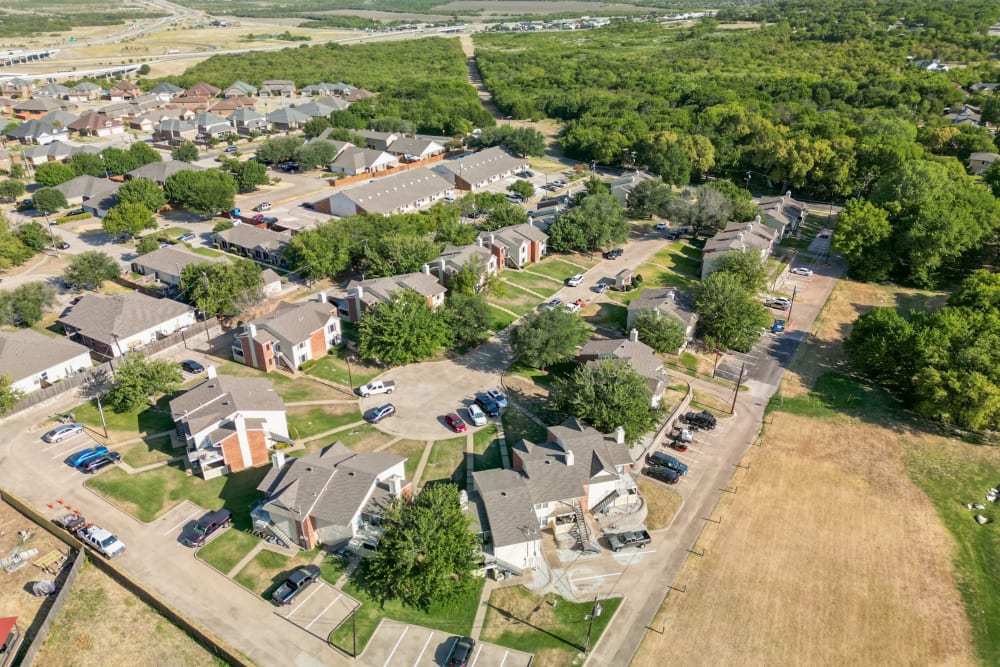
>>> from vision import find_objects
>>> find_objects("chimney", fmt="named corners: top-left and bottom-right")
top-left (247, 323), bottom-right (257, 339)
top-left (565, 449), bottom-right (574, 466)
top-left (489, 233), bottom-right (495, 246)
top-left (272, 450), bottom-right (286, 470)
top-left (738, 232), bottom-right (744, 242)
top-left (388, 475), bottom-right (403, 497)
top-left (317, 292), bottom-right (327, 303)
top-left (421, 263), bottom-right (430, 275)
top-left (629, 328), bottom-right (639, 343)
top-left (614, 426), bottom-right (625, 445)
top-left (439, 259), bottom-right (446, 274)
top-left (785, 190), bottom-right (792, 198)
top-left (206, 365), bottom-right (217, 379)
top-left (477, 236), bottom-right (483, 247)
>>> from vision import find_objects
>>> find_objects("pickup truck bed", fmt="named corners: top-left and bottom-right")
top-left (606, 529), bottom-right (651, 552)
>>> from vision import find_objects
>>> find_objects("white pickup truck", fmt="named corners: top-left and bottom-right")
top-left (358, 380), bottom-right (396, 398)
top-left (78, 524), bottom-right (126, 558)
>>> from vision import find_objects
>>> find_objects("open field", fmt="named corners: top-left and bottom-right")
top-left (34, 562), bottom-right (224, 667)
top-left (634, 279), bottom-right (978, 667)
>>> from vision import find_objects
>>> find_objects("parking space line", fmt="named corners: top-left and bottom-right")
top-left (283, 585), bottom-right (323, 619)
top-left (383, 626), bottom-right (409, 667)
top-left (413, 631), bottom-right (434, 667)
top-left (469, 644), bottom-right (483, 667)
top-left (499, 649), bottom-right (509, 666)
top-left (162, 509), bottom-right (201, 536)
top-left (304, 593), bottom-right (342, 630)
top-left (570, 572), bottom-right (622, 582)
top-left (42, 438), bottom-right (82, 453)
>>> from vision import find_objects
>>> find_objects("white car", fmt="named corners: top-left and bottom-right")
top-left (790, 267), bottom-right (814, 276)
top-left (467, 403), bottom-right (488, 427)
top-left (567, 274), bottom-right (585, 287)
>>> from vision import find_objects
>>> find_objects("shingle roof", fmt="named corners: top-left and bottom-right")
top-left (12, 97), bottom-right (64, 112)
top-left (127, 159), bottom-right (203, 183)
top-left (132, 245), bottom-right (229, 277)
top-left (627, 287), bottom-right (697, 328)
top-left (266, 107), bottom-right (310, 124)
top-left (170, 374), bottom-right (285, 435)
top-left (329, 146), bottom-right (395, 173)
top-left (472, 469), bottom-right (541, 547)
top-left (250, 299), bottom-right (335, 345)
top-left (703, 221), bottom-right (777, 254)
top-left (347, 271), bottom-right (446, 305)
top-left (433, 146), bottom-right (526, 185)
top-left (57, 291), bottom-right (194, 347)
top-left (226, 81), bottom-right (258, 95)
top-left (312, 95), bottom-right (349, 111)
top-left (215, 225), bottom-right (290, 252)
top-left (228, 108), bottom-right (265, 122)
top-left (579, 337), bottom-right (663, 380)
top-left (54, 174), bottom-right (112, 200)
top-left (185, 82), bottom-right (221, 97)
top-left (329, 169), bottom-right (452, 215)
top-left (68, 111), bottom-right (122, 132)
top-left (386, 136), bottom-right (443, 158)
top-left (0, 329), bottom-right (91, 384)
top-left (150, 82), bottom-right (184, 95)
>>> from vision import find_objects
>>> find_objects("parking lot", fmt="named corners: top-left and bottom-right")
top-left (276, 581), bottom-right (358, 642)
top-left (362, 620), bottom-right (533, 667)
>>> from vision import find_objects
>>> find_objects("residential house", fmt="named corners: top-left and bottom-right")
top-left (5, 115), bottom-right (71, 145)
top-left (328, 82), bottom-right (356, 95)
top-left (433, 147), bottom-right (529, 191)
top-left (293, 100), bottom-right (335, 119)
top-left (168, 95), bottom-right (212, 112)
top-left (193, 111), bottom-right (234, 141)
top-left (66, 82), bottom-right (103, 102)
top-left (214, 224), bottom-right (291, 266)
top-left (0, 329), bottom-right (92, 395)
top-left (328, 145), bottom-right (399, 176)
top-left (300, 83), bottom-right (340, 96)
top-left (81, 182), bottom-right (121, 218)
top-left (260, 80), bottom-right (296, 97)
top-left (20, 139), bottom-right (80, 166)
top-left (107, 80), bottom-right (141, 101)
top-left (184, 82), bottom-right (221, 99)
top-left (228, 108), bottom-right (270, 135)
top-left (97, 101), bottom-right (132, 120)
top-left (67, 112), bottom-right (125, 138)
top-left (969, 82), bottom-right (1000, 93)
top-left (149, 82), bottom-right (185, 101)
top-left (312, 95), bottom-right (350, 112)
top-left (344, 88), bottom-right (375, 103)
top-left (385, 136), bottom-right (446, 162)
top-left (755, 192), bottom-right (806, 240)
top-left (0, 77), bottom-right (34, 98)
top-left (130, 244), bottom-right (229, 287)
top-left (34, 82), bottom-right (70, 98)
top-left (0, 97), bottom-right (14, 116)
top-left (946, 104), bottom-right (982, 126)
top-left (319, 169), bottom-right (453, 217)
top-left (626, 287), bottom-right (698, 350)
top-left (233, 294), bottom-right (341, 372)
top-left (473, 419), bottom-right (636, 573)
top-left (608, 171), bottom-right (654, 208)
top-left (127, 159), bottom-right (202, 185)
top-left (12, 97), bottom-right (71, 121)
top-left (152, 118), bottom-right (198, 144)
top-left (478, 223), bottom-right (547, 268)
top-left (266, 106), bottom-right (310, 132)
top-left (209, 96), bottom-right (254, 115)
top-left (354, 130), bottom-right (399, 152)
top-left (969, 152), bottom-right (998, 176)
top-left (579, 330), bottom-right (667, 406)
top-left (344, 268), bottom-right (447, 323)
top-left (262, 268), bottom-right (283, 297)
top-left (255, 443), bottom-right (410, 550)
top-left (224, 81), bottom-right (258, 98)
top-left (170, 368), bottom-right (289, 479)
top-left (430, 240), bottom-right (499, 288)
top-left (54, 174), bottom-right (114, 205)
top-left (701, 220), bottom-right (778, 280)
top-left (131, 107), bottom-right (193, 132)
top-left (129, 94), bottom-right (164, 115)
top-left (57, 291), bottom-right (196, 358)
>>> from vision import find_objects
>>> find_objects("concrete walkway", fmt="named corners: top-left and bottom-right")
top-left (470, 577), bottom-right (499, 641)
top-left (300, 419), bottom-right (367, 445)
top-left (410, 440), bottom-right (435, 489)
top-left (227, 541), bottom-right (265, 578)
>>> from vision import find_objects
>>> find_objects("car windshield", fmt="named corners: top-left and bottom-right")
top-left (100, 535), bottom-right (117, 548)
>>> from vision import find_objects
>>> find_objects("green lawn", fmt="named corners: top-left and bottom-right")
top-left (420, 436), bottom-right (466, 486)
top-left (190, 246), bottom-right (224, 258)
top-left (214, 361), bottom-right (345, 402)
top-left (489, 283), bottom-right (544, 316)
top-left (287, 405), bottom-right (362, 440)
top-left (329, 566), bottom-right (483, 656)
top-left (159, 226), bottom-right (192, 239)
top-left (325, 424), bottom-right (395, 453)
top-left (528, 258), bottom-right (586, 282)
top-left (72, 395), bottom-right (176, 437)
top-left (501, 405), bottom-right (549, 446)
top-left (502, 270), bottom-right (561, 297)
top-left (472, 425), bottom-right (504, 471)
top-left (635, 261), bottom-right (698, 291)
top-left (584, 302), bottom-right (628, 331)
top-left (905, 445), bottom-right (1000, 665)
top-left (386, 439), bottom-right (428, 480)
top-left (766, 372), bottom-right (900, 421)
top-left (86, 462), bottom-right (268, 527)
top-left (305, 353), bottom-right (381, 388)
top-left (118, 434), bottom-right (177, 468)
top-left (197, 528), bottom-right (259, 575)
top-left (481, 586), bottom-right (622, 665)
top-left (488, 306), bottom-right (518, 331)
top-left (234, 549), bottom-right (324, 599)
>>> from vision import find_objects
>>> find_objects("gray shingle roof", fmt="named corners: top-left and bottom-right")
top-left (151, 83), bottom-right (185, 95)
top-left (132, 245), bottom-right (229, 277)
top-left (386, 136), bottom-right (443, 158)
top-left (57, 291), bottom-right (194, 347)
top-left (54, 174), bottom-right (112, 200)
top-left (433, 146), bottom-right (527, 185)
top-left (703, 221), bottom-right (777, 254)
top-left (170, 374), bottom-right (285, 436)
top-left (266, 107), bottom-right (310, 124)
top-left (347, 271), bottom-right (445, 306)
top-left (330, 168), bottom-right (452, 215)
top-left (627, 287), bottom-right (697, 328)
top-left (329, 146), bottom-right (395, 173)
top-left (472, 469), bottom-right (541, 547)
top-left (250, 299), bottom-right (335, 346)
top-left (215, 225), bottom-right (290, 252)
top-left (0, 329), bottom-right (90, 384)
top-left (579, 337), bottom-right (663, 381)
top-left (127, 159), bottom-right (203, 183)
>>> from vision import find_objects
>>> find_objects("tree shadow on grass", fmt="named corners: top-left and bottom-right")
top-left (484, 602), bottom-right (583, 652)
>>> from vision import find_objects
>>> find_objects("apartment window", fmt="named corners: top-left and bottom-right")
top-left (297, 341), bottom-right (307, 350)
top-left (327, 324), bottom-right (337, 334)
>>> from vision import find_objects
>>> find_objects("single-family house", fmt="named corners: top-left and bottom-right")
top-left (130, 94), bottom-right (164, 115)
top-left (57, 291), bottom-right (196, 358)
top-left (130, 244), bottom-right (229, 287)
top-left (233, 294), bottom-right (341, 372)
top-left (97, 101), bottom-right (132, 120)
top-left (5, 115), bottom-right (71, 145)
top-left (701, 219), bottom-right (778, 280)
top-left (34, 82), bottom-right (70, 98)
top-left (609, 171), bottom-right (654, 208)
top-left (344, 268), bottom-right (447, 323)
top-left (431, 240), bottom-right (499, 288)
top-left (319, 169), bottom-right (453, 217)
top-left (0, 97), bottom-right (15, 116)
top-left (255, 444), bottom-right (410, 550)
top-left (433, 147), bottom-right (529, 191)
top-left (473, 419), bottom-right (636, 573)
top-left (260, 80), bottom-right (296, 97)
top-left (228, 108), bottom-right (270, 135)
top-left (0, 329), bottom-right (92, 395)
top-left (292, 100), bottom-right (334, 119)
top-left (54, 174), bottom-right (114, 205)
top-left (579, 330), bottom-right (667, 406)
top-left (184, 82), bottom-right (221, 99)
top-left (167, 95), bottom-right (212, 112)
top-left (20, 139), bottom-right (78, 166)
top-left (946, 104), bottom-right (982, 126)
top-left (385, 136), bottom-right (446, 162)
top-left (328, 145), bottom-right (399, 176)
top-left (66, 82), bottom-right (103, 102)
top-left (312, 95), bottom-right (350, 112)
top-left (209, 96), bottom-right (254, 115)
top-left (152, 118), bottom-right (199, 144)
top-left (127, 159), bottom-right (203, 185)
top-left (0, 77), bottom-right (34, 98)
top-left (626, 287), bottom-right (698, 349)
top-left (170, 368), bottom-right (289, 479)
top-left (224, 81), bottom-right (258, 98)
top-left (193, 111), bottom-right (234, 140)
top-left (67, 111), bottom-right (125, 138)
top-left (300, 83), bottom-right (340, 96)
top-left (266, 106), bottom-right (310, 132)
top-left (107, 80), bottom-right (141, 101)
top-left (478, 223), bottom-right (547, 268)
top-left (12, 97), bottom-right (70, 121)
top-left (755, 192), bottom-right (806, 239)
top-left (149, 82), bottom-right (185, 101)
top-left (354, 130), bottom-right (399, 152)
top-left (214, 224), bottom-right (291, 266)
top-left (969, 152), bottom-right (998, 176)
top-left (81, 182), bottom-right (121, 218)
top-left (344, 88), bottom-right (375, 103)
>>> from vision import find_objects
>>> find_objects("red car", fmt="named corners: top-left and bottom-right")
top-left (444, 413), bottom-right (467, 433)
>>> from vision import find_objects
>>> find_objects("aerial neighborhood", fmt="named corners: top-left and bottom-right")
top-left (0, 2), bottom-right (999, 667)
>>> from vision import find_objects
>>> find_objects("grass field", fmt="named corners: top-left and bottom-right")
top-left (420, 436), bottom-right (466, 486)
top-left (287, 405), bottom-right (362, 440)
top-left (117, 434), bottom-right (176, 468)
top-left (234, 548), bottom-right (323, 599)
top-left (633, 279), bottom-right (977, 666)
top-left (472, 423), bottom-right (505, 471)
top-left (34, 562), bottom-right (225, 667)
top-left (197, 528), bottom-right (260, 575)
top-left (72, 395), bottom-right (175, 438)
top-left (502, 270), bottom-right (561, 297)
top-left (489, 282), bottom-right (544, 315)
top-left (489, 305), bottom-right (518, 330)
top-left (637, 477), bottom-right (682, 530)
top-left (214, 361), bottom-right (345, 402)
top-left (306, 353), bottom-right (381, 388)
top-left (528, 258), bottom-right (587, 282)
top-left (328, 424), bottom-right (395, 453)
top-left (386, 438), bottom-right (428, 479)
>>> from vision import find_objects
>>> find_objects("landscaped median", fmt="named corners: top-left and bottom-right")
top-left (232, 547), bottom-right (344, 599)
top-left (197, 529), bottom-right (260, 575)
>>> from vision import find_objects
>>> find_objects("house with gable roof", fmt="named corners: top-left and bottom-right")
top-left (254, 443), bottom-right (410, 550)
top-left (260, 80), bottom-right (296, 97)
top-left (170, 368), bottom-right (289, 479)
top-left (184, 82), bottom-right (221, 99)
top-left (0, 329), bottom-right (92, 395)
top-left (66, 82), bottom-right (103, 102)
top-left (68, 111), bottom-right (125, 138)
top-left (701, 219), bottom-right (778, 280)
top-left (35, 82), bottom-right (70, 98)
top-left (344, 268), bottom-right (446, 323)
top-left (578, 330), bottom-right (667, 406)
top-left (130, 244), bottom-right (230, 286)
top-left (127, 159), bottom-right (203, 185)
top-left (232, 294), bottom-right (341, 372)
top-left (477, 223), bottom-right (547, 268)
top-left (214, 224), bottom-right (291, 266)
top-left (228, 108), bottom-right (270, 135)
top-left (969, 152), bottom-right (999, 176)
top-left (754, 192), bottom-right (806, 240)
top-left (433, 146), bottom-right (529, 191)
top-left (430, 240), bottom-right (500, 288)
top-left (224, 81), bottom-right (258, 98)
top-left (312, 95), bottom-right (350, 112)
top-left (266, 106), bottom-right (310, 131)
top-left (149, 82), bottom-right (185, 101)
top-left (319, 169), bottom-right (453, 217)
top-left (153, 118), bottom-right (199, 144)
top-left (57, 291), bottom-right (196, 357)
top-left (626, 287), bottom-right (698, 349)
top-left (328, 145), bottom-right (399, 176)
top-left (107, 80), bottom-right (141, 101)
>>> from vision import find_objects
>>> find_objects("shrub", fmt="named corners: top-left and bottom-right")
top-left (55, 212), bottom-right (92, 224)
top-left (298, 359), bottom-right (318, 372)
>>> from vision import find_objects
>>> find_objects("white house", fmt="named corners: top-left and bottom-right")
top-left (0, 330), bottom-right (92, 395)
top-left (57, 292), bottom-right (196, 358)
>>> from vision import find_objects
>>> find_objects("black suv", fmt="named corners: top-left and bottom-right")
top-left (645, 465), bottom-right (679, 484)
top-left (184, 509), bottom-right (232, 547)
top-left (474, 393), bottom-right (501, 417)
top-left (603, 248), bottom-right (624, 260)
top-left (81, 452), bottom-right (121, 474)
top-left (681, 410), bottom-right (717, 430)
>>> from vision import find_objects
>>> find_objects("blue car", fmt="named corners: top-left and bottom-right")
top-left (647, 451), bottom-right (688, 475)
top-left (485, 389), bottom-right (508, 410)
top-left (68, 446), bottom-right (109, 468)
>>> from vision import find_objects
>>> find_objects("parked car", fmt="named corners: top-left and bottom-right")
top-left (271, 565), bottom-right (321, 606)
top-left (178, 232), bottom-right (196, 242)
top-left (67, 446), bottom-right (109, 468)
top-left (42, 423), bottom-right (85, 443)
top-left (485, 389), bottom-right (508, 409)
top-left (184, 509), bottom-right (232, 547)
top-left (665, 230), bottom-right (682, 240)
top-left (445, 636), bottom-right (476, 667)
top-left (475, 393), bottom-right (501, 417)
top-left (817, 230), bottom-right (831, 238)
top-left (542, 297), bottom-right (562, 311)
top-left (516, 170), bottom-right (534, 178)
top-left (654, 222), bottom-right (668, 230)
top-left (566, 274), bottom-right (585, 287)
top-left (252, 215), bottom-right (278, 224)
top-left (564, 298), bottom-right (586, 314)
top-left (300, 201), bottom-right (315, 210)
top-left (57, 241), bottom-right (70, 250)
top-left (645, 465), bottom-right (679, 484)
top-left (607, 529), bottom-right (652, 552)
top-left (358, 380), bottom-right (395, 397)
top-left (596, 282), bottom-right (610, 293)
top-left (224, 145), bottom-right (238, 153)
top-left (790, 267), bottom-right (814, 276)
top-left (681, 410), bottom-right (717, 430)
top-left (180, 359), bottom-right (204, 374)
top-left (467, 403), bottom-right (488, 427)
top-left (444, 413), bottom-right (467, 433)
top-left (78, 523), bottom-right (126, 558)
top-left (53, 510), bottom-right (87, 534)
top-left (253, 202), bottom-right (272, 212)
top-left (772, 318), bottom-right (786, 333)
top-left (81, 452), bottom-right (121, 474)
top-left (765, 297), bottom-right (792, 310)
top-left (505, 194), bottom-right (523, 203)
top-left (364, 403), bottom-right (396, 424)
top-left (647, 451), bottom-right (688, 475)
top-left (603, 248), bottom-right (623, 260)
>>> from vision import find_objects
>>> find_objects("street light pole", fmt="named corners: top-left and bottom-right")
top-left (95, 393), bottom-right (109, 438)
top-left (43, 211), bottom-right (59, 258)
top-left (730, 362), bottom-right (746, 415)
top-left (584, 596), bottom-right (603, 655)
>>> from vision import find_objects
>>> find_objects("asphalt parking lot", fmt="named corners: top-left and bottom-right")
top-left (361, 620), bottom-right (533, 667)
top-left (277, 581), bottom-right (358, 642)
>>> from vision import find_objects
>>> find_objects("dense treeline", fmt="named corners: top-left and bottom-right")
top-left (146, 38), bottom-right (493, 135)
top-left (0, 9), bottom-right (166, 38)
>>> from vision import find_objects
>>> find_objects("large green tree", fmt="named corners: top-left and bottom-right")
top-left (843, 306), bottom-right (917, 389)
top-left (364, 483), bottom-right (479, 610)
top-left (68, 152), bottom-right (107, 178)
top-left (362, 235), bottom-right (441, 279)
top-left (546, 192), bottom-right (628, 253)
top-left (0, 373), bottom-right (23, 416)
top-left (179, 259), bottom-right (263, 318)
top-left (632, 310), bottom-right (688, 354)
top-left (357, 289), bottom-right (450, 366)
top-left (474, 126), bottom-right (545, 157)
top-left (34, 162), bottom-right (76, 187)
top-left (627, 177), bottom-right (673, 219)
top-left (831, 199), bottom-right (892, 281)
top-left (694, 270), bottom-right (770, 352)
top-left (712, 247), bottom-right (767, 291)
top-left (32, 187), bottom-right (68, 214)
top-left (0, 179), bottom-right (25, 202)
top-left (286, 222), bottom-right (351, 282)
top-left (293, 139), bottom-right (339, 169)
top-left (63, 251), bottom-right (121, 290)
top-left (102, 202), bottom-right (156, 239)
top-left (666, 186), bottom-right (732, 238)
top-left (14, 222), bottom-right (50, 252)
top-left (0, 282), bottom-right (55, 326)
top-left (554, 358), bottom-right (661, 444)
top-left (171, 141), bottom-right (199, 163)
top-left (164, 169), bottom-right (237, 217)
top-left (510, 307), bottom-right (591, 368)
top-left (255, 136), bottom-right (304, 164)
top-left (444, 293), bottom-right (493, 348)
top-left (116, 177), bottom-right (167, 212)
top-left (105, 356), bottom-right (183, 413)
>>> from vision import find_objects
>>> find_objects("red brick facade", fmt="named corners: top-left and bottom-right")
top-left (219, 433), bottom-right (244, 473)
top-left (247, 430), bottom-right (269, 467)
top-left (309, 329), bottom-right (327, 360)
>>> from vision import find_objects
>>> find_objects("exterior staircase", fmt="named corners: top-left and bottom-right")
top-left (253, 518), bottom-right (294, 549)
top-left (570, 501), bottom-right (599, 553)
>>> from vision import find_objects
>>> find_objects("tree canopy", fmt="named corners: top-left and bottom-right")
top-left (164, 168), bottom-right (237, 217)
top-left (358, 289), bottom-right (450, 366)
top-left (554, 358), bottom-right (661, 444)
top-left (695, 270), bottom-right (770, 352)
top-left (547, 192), bottom-right (628, 253)
top-left (171, 141), bottom-right (199, 163)
top-left (510, 307), bottom-right (591, 368)
top-left (0, 282), bottom-right (55, 326)
top-left (102, 202), bottom-right (156, 239)
top-left (63, 251), bottom-right (121, 291)
top-left (32, 187), bottom-right (68, 214)
top-left (105, 356), bottom-right (182, 413)
top-left (179, 259), bottom-right (263, 319)
top-left (116, 177), bottom-right (167, 212)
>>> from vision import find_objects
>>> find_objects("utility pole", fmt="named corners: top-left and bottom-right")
top-left (584, 596), bottom-right (603, 655)
top-left (95, 393), bottom-right (109, 438)
top-left (786, 285), bottom-right (798, 327)
top-left (730, 362), bottom-right (746, 415)
top-left (352, 604), bottom-right (358, 656)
